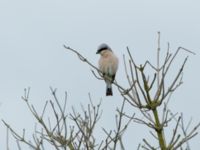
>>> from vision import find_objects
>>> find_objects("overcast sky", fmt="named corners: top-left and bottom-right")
top-left (0, 0), bottom-right (200, 149)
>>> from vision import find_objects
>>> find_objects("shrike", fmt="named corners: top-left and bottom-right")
top-left (96, 44), bottom-right (119, 96)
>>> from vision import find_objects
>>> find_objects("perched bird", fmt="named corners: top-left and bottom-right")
top-left (96, 44), bottom-right (119, 96)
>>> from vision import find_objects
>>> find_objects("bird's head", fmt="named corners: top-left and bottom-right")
top-left (96, 43), bottom-right (112, 55)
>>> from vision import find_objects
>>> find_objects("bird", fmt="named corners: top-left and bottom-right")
top-left (96, 43), bottom-right (119, 96)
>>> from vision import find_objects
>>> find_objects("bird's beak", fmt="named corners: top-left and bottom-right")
top-left (96, 51), bottom-right (99, 54)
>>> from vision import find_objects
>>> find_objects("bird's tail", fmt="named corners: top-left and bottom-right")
top-left (106, 83), bottom-right (113, 96)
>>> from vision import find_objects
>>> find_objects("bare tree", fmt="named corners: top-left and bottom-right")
top-left (3, 33), bottom-right (200, 150)
top-left (3, 87), bottom-right (133, 150)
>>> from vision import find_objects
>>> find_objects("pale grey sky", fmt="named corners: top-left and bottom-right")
top-left (0, 0), bottom-right (199, 149)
